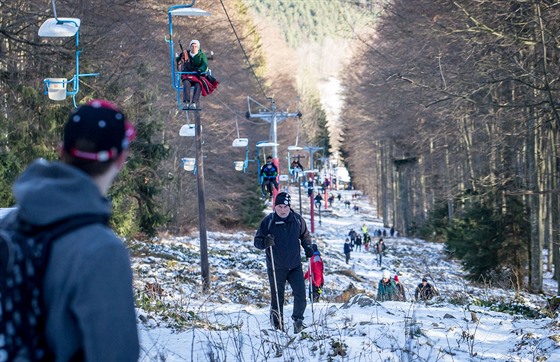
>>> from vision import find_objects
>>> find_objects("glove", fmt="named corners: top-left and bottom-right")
top-left (304, 246), bottom-right (313, 258)
top-left (264, 234), bottom-right (275, 247)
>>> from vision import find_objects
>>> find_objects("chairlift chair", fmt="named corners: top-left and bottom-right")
top-left (181, 157), bottom-right (196, 172)
top-left (179, 124), bottom-right (196, 137)
top-left (179, 123), bottom-right (197, 173)
top-left (38, 7), bottom-right (99, 107)
top-left (232, 137), bottom-right (249, 173)
top-left (256, 141), bottom-right (279, 184)
top-left (287, 145), bottom-right (304, 182)
top-left (166, 3), bottom-right (211, 111)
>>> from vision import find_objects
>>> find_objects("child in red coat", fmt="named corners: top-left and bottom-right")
top-left (304, 244), bottom-right (324, 302)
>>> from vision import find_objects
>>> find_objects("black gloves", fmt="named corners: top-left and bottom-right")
top-left (304, 246), bottom-right (314, 258)
top-left (264, 234), bottom-right (275, 247)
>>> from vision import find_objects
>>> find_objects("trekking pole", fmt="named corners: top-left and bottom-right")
top-left (269, 245), bottom-right (283, 331)
top-left (308, 257), bottom-right (314, 322)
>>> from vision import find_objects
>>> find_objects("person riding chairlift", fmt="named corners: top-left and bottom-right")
top-left (260, 156), bottom-right (278, 198)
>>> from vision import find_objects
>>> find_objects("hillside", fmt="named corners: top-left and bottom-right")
top-left (1, 0), bottom-right (379, 234)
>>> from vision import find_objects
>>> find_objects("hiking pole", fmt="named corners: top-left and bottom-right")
top-left (269, 245), bottom-right (283, 331)
top-left (308, 257), bottom-right (314, 323)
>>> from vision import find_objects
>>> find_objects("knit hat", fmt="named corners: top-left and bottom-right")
top-left (189, 39), bottom-right (200, 48)
top-left (422, 277), bottom-right (428, 282)
top-left (275, 192), bottom-right (291, 207)
top-left (63, 99), bottom-right (135, 162)
top-left (394, 275), bottom-right (399, 282)
top-left (383, 270), bottom-right (391, 279)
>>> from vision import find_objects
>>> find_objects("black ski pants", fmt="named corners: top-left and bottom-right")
top-left (267, 264), bottom-right (306, 329)
top-left (261, 178), bottom-right (278, 197)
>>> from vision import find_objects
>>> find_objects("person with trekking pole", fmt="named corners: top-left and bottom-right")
top-left (254, 192), bottom-right (314, 334)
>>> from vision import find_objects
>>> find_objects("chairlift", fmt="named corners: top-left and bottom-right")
top-left (287, 116), bottom-right (303, 176)
top-left (232, 138), bottom-right (249, 173)
top-left (166, 2), bottom-right (211, 111)
top-left (181, 157), bottom-right (196, 172)
top-left (231, 117), bottom-right (249, 172)
top-left (179, 123), bottom-right (196, 137)
top-left (38, 1), bottom-right (99, 107)
top-left (256, 140), bottom-right (279, 184)
top-left (179, 123), bottom-right (197, 173)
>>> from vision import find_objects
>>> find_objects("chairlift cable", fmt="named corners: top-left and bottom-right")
top-left (212, 94), bottom-right (269, 125)
top-left (235, 116), bottom-right (240, 139)
top-left (218, 0), bottom-right (268, 100)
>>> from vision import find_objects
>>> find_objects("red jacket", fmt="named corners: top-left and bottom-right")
top-left (304, 253), bottom-right (324, 287)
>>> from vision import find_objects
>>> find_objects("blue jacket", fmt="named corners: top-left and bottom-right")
top-left (254, 211), bottom-right (312, 270)
top-left (13, 160), bottom-right (139, 362)
top-left (260, 162), bottom-right (278, 179)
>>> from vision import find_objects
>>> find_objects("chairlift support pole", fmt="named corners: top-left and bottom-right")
top-left (247, 96), bottom-right (301, 204)
top-left (169, 2), bottom-right (211, 292)
top-left (319, 156), bottom-right (330, 210)
top-left (302, 146), bottom-right (322, 233)
top-left (193, 111), bottom-right (210, 292)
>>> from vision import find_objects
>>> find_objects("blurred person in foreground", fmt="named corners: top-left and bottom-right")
top-left (10, 99), bottom-right (139, 361)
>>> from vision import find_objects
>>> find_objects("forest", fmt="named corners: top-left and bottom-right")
top-left (1, 0), bottom-right (559, 294)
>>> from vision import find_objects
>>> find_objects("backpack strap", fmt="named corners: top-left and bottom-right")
top-left (267, 211), bottom-right (303, 236)
top-left (19, 213), bottom-right (110, 269)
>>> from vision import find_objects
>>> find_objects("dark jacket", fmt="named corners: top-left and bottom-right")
top-left (415, 282), bottom-right (438, 301)
top-left (12, 160), bottom-right (139, 362)
top-left (377, 279), bottom-right (398, 301)
top-left (260, 162), bottom-right (278, 179)
top-left (254, 210), bottom-right (312, 270)
top-left (179, 50), bottom-right (208, 79)
top-left (290, 161), bottom-right (303, 171)
top-left (343, 241), bottom-right (352, 254)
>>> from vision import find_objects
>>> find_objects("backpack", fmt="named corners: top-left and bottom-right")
top-left (0, 210), bottom-right (108, 361)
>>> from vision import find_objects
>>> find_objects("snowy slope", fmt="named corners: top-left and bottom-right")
top-left (132, 188), bottom-right (560, 361)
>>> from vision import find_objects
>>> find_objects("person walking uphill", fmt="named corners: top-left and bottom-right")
top-left (344, 238), bottom-right (353, 264)
top-left (254, 192), bottom-right (314, 334)
top-left (0, 100), bottom-right (139, 361)
top-left (377, 270), bottom-right (398, 301)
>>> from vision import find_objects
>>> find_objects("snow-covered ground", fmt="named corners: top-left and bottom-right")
top-left (132, 187), bottom-right (560, 361)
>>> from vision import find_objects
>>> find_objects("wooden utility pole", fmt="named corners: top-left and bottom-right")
top-left (194, 111), bottom-right (210, 292)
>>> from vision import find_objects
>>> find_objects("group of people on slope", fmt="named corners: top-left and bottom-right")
top-left (377, 271), bottom-right (438, 302)
top-left (345, 227), bottom-right (387, 266)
